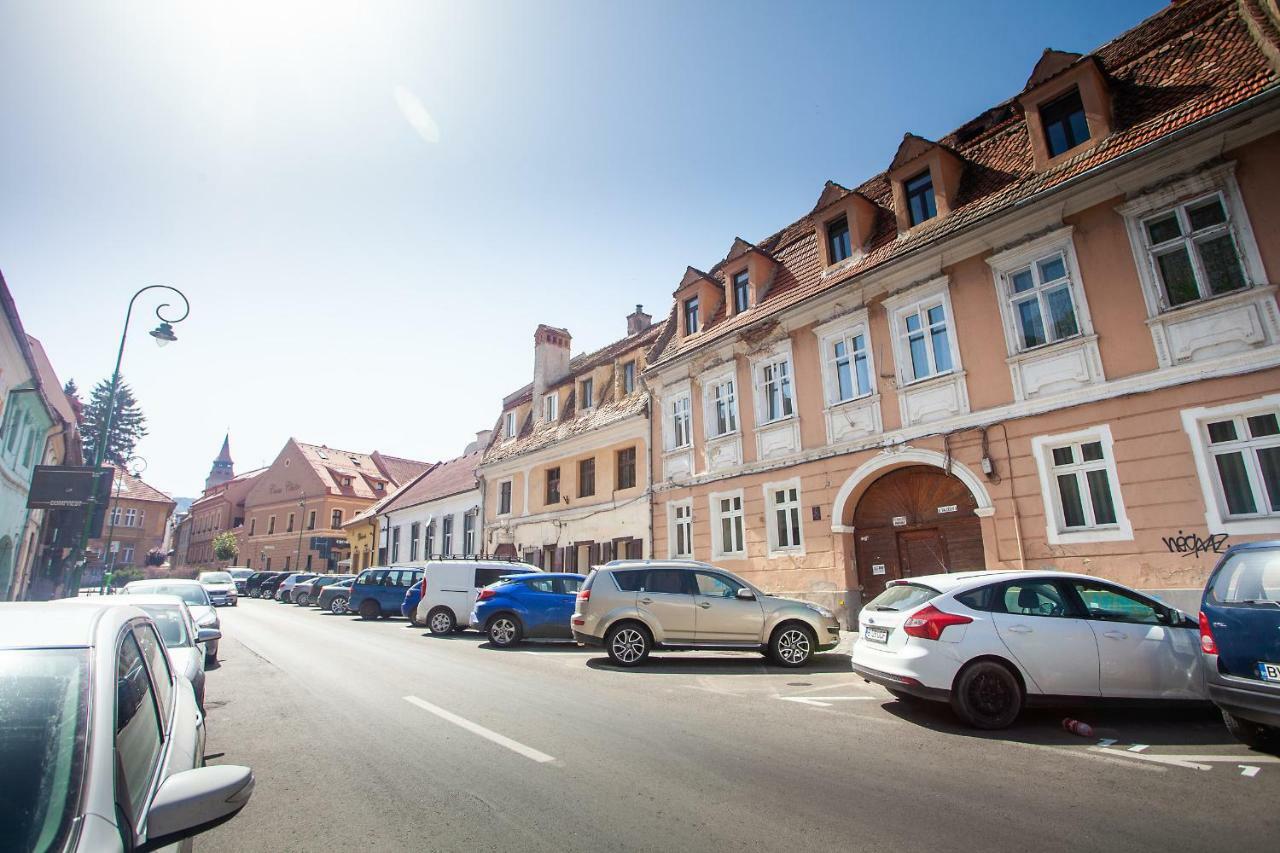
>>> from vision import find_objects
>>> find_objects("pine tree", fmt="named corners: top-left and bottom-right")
top-left (62, 379), bottom-right (85, 425)
top-left (81, 376), bottom-right (148, 465)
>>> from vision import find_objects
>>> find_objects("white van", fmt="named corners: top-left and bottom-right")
top-left (413, 560), bottom-right (539, 634)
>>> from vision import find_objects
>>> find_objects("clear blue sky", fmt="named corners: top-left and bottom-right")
top-left (0, 0), bottom-right (1165, 497)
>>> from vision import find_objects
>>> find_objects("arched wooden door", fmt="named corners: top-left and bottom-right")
top-left (852, 465), bottom-right (984, 601)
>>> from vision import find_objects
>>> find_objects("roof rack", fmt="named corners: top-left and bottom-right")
top-left (598, 559), bottom-right (714, 569)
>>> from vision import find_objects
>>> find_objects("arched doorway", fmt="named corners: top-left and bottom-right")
top-left (852, 465), bottom-right (985, 601)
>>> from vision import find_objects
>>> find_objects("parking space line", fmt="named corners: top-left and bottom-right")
top-left (403, 696), bottom-right (556, 764)
top-left (779, 696), bottom-right (876, 707)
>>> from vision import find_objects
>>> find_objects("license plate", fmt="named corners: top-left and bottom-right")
top-left (1260, 662), bottom-right (1280, 683)
top-left (864, 626), bottom-right (890, 644)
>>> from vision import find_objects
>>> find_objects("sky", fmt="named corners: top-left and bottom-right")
top-left (0, 0), bottom-right (1166, 498)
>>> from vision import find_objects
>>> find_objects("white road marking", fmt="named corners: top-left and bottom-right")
top-left (1240, 765), bottom-right (1260, 778)
top-left (403, 696), bottom-right (556, 764)
top-left (1096, 738), bottom-right (1117, 747)
top-left (1128, 744), bottom-right (1149, 753)
top-left (1005, 741), bottom-right (1165, 772)
top-left (1090, 748), bottom-right (1209, 770)
top-left (780, 696), bottom-right (876, 707)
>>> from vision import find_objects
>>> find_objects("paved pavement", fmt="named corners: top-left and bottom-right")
top-left (199, 599), bottom-right (1280, 853)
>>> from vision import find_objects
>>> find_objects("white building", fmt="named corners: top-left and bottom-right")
top-left (377, 441), bottom-right (486, 565)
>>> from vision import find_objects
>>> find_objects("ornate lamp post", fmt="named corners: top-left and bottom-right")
top-left (66, 286), bottom-right (189, 595)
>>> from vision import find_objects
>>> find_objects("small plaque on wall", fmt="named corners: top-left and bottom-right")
top-left (892, 516), bottom-right (908, 527)
top-left (872, 563), bottom-right (886, 575)
top-left (937, 505), bottom-right (957, 514)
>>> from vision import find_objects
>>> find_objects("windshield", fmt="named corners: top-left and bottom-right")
top-left (199, 572), bottom-right (234, 584)
top-left (1210, 549), bottom-right (1280, 605)
top-left (0, 648), bottom-right (90, 853)
top-left (138, 605), bottom-right (193, 648)
top-left (863, 583), bottom-right (940, 612)
top-left (128, 584), bottom-right (210, 607)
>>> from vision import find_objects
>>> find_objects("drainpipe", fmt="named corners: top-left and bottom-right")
top-left (996, 423), bottom-right (1026, 570)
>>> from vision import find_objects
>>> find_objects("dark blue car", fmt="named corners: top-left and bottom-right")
top-left (350, 567), bottom-right (423, 620)
top-left (468, 572), bottom-right (585, 647)
top-left (1200, 541), bottom-right (1280, 748)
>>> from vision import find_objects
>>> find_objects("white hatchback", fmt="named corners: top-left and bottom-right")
top-left (851, 570), bottom-right (1206, 729)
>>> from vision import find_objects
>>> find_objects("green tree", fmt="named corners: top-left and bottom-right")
top-left (62, 378), bottom-right (85, 425)
top-left (212, 531), bottom-right (239, 563)
top-left (81, 376), bottom-right (147, 465)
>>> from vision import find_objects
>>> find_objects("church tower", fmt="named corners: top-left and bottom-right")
top-left (205, 434), bottom-right (234, 490)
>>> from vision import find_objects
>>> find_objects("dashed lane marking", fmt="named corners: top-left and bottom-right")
top-left (779, 696), bottom-right (877, 707)
top-left (1241, 765), bottom-right (1261, 778)
top-left (403, 696), bottom-right (556, 764)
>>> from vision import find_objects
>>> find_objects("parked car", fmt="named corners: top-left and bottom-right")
top-left (350, 567), bottom-right (423, 620)
top-left (0, 601), bottom-right (254, 852)
top-left (470, 572), bottom-right (585, 647)
top-left (227, 568), bottom-right (254, 594)
top-left (851, 570), bottom-right (1205, 729)
top-left (256, 572), bottom-right (288, 599)
top-left (319, 578), bottom-right (356, 615)
top-left (1200, 541), bottom-right (1280, 748)
top-left (246, 571), bottom-right (281, 598)
top-left (197, 570), bottom-right (239, 606)
top-left (572, 560), bottom-right (841, 668)
top-left (121, 579), bottom-right (222, 664)
top-left (295, 574), bottom-right (353, 607)
top-left (413, 560), bottom-right (539, 633)
top-left (278, 572), bottom-right (318, 603)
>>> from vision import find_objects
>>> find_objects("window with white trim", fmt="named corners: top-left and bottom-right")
top-left (898, 297), bottom-right (953, 381)
top-left (1031, 425), bottom-right (1132, 544)
top-left (124, 508), bottom-right (137, 527)
top-left (669, 394), bottom-right (691, 449)
top-left (424, 519), bottom-right (435, 557)
top-left (409, 523), bottom-right (420, 561)
top-left (1003, 250), bottom-right (1081, 350)
top-left (441, 515), bottom-right (454, 556)
top-left (579, 377), bottom-right (594, 411)
top-left (391, 526), bottom-right (401, 563)
top-left (498, 480), bottom-right (512, 515)
top-left (707, 378), bottom-right (738, 437)
top-left (504, 411), bottom-right (517, 440)
top-left (1200, 408), bottom-right (1280, 521)
top-left (711, 491), bottom-right (745, 557)
top-left (110, 506), bottom-right (121, 527)
top-left (1139, 192), bottom-right (1248, 310)
top-left (542, 393), bottom-right (558, 423)
top-left (755, 357), bottom-right (794, 423)
top-left (827, 329), bottom-right (872, 403)
top-left (765, 481), bottom-right (803, 554)
top-left (670, 501), bottom-right (692, 559)
top-left (463, 511), bottom-right (476, 556)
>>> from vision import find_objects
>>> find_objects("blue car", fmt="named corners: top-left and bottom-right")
top-left (401, 583), bottom-right (423, 624)
top-left (469, 572), bottom-right (585, 647)
top-left (1200, 541), bottom-right (1280, 748)
top-left (349, 567), bottom-right (423, 620)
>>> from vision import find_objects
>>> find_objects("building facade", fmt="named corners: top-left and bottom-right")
top-left (378, 442), bottom-right (485, 567)
top-left (86, 464), bottom-right (177, 576)
top-left (480, 308), bottom-right (665, 569)
top-left (644, 0), bottom-right (1280, 620)
top-left (180, 436), bottom-right (264, 570)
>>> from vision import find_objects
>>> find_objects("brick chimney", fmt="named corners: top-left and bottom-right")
top-left (533, 324), bottom-right (572, 403)
top-left (463, 429), bottom-right (493, 455)
top-left (626, 304), bottom-right (652, 336)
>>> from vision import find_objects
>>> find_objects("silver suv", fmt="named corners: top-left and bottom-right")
top-left (571, 560), bottom-right (841, 667)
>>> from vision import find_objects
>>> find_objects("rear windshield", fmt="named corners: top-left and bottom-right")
top-left (863, 583), bottom-right (940, 612)
top-left (1210, 549), bottom-right (1280, 606)
top-left (128, 584), bottom-right (209, 607)
top-left (139, 605), bottom-right (193, 648)
top-left (199, 572), bottom-right (233, 583)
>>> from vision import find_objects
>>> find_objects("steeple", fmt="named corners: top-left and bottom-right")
top-left (206, 433), bottom-right (235, 490)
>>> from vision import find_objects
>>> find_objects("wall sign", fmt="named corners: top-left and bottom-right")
top-left (937, 505), bottom-right (957, 514)
top-left (892, 516), bottom-right (908, 527)
top-left (872, 563), bottom-right (886, 575)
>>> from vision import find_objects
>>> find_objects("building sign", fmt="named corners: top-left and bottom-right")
top-left (937, 505), bottom-right (957, 514)
top-left (28, 465), bottom-right (113, 509)
top-left (891, 516), bottom-right (908, 527)
top-left (871, 563), bottom-right (886, 576)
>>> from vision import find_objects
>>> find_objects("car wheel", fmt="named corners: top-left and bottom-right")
top-left (428, 608), bottom-right (456, 635)
top-left (605, 622), bottom-right (650, 667)
top-left (359, 600), bottom-right (379, 621)
top-left (1222, 710), bottom-right (1278, 749)
top-left (770, 623), bottom-right (816, 668)
top-left (488, 615), bottom-right (522, 648)
top-left (950, 660), bottom-right (1024, 730)
top-left (330, 596), bottom-right (349, 615)
top-left (408, 609), bottom-right (425, 628)
top-left (296, 593), bottom-right (309, 607)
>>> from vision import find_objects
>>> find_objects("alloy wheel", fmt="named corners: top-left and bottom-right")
top-left (490, 618), bottom-right (518, 646)
top-left (776, 629), bottom-right (811, 665)
top-left (430, 611), bottom-right (454, 634)
top-left (331, 596), bottom-right (348, 615)
top-left (610, 628), bottom-right (646, 663)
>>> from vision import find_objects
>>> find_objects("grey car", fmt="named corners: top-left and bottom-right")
top-left (122, 595), bottom-right (220, 710)
top-left (319, 578), bottom-right (355, 614)
top-left (122, 580), bottom-right (221, 664)
top-left (571, 560), bottom-right (842, 667)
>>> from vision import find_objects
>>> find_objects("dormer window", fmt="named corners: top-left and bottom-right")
top-left (543, 392), bottom-right (558, 423)
top-left (826, 216), bottom-right (852, 263)
top-left (1040, 88), bottom-right (1089, 157)
top-left (732, 270), bottom-right (750, 314)
top-left (684, 296), bottom-right (700, 335)
top-left (504, 410), bottom-right (517, 440)
top-left (623, 361), bottom-right (637, 394)
top-left (580, 377), bottom-right (594, 410)
top-left (905, 170), bottom-right (937, 226)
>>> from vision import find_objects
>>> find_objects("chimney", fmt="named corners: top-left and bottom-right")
top-left (464, 429), bottom-right (494, 455)
top-left (627, 304), bottom-right (652, 336)
top-left (532, 324), bottom-right (572, 403)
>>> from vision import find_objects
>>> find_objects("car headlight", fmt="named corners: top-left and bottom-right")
top-left (806, 603), bottom-right (835, 619)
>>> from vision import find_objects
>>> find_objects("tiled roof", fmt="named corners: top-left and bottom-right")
top-left (379, 451), bottom-right (481, 513)
top-left (650, 0), bottom-right (1277, 367)
top-left (500, 320), bottom-right (668, 408)
top-left (371, 451), bottom-right (434, 486)
top-left (483, 391), bottom-right (648, 466)
top-left (189, 467), bottom-right (265, 509)
top-left (108, 465), bottom-right (175, 505)
top-left (293, 441), bottom-right (433, 499)
top-left (24, 336), bottom-right (77, 428)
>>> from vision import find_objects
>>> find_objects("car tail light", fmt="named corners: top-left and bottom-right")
top-left (1198, 610), bottom-right (1218, 655)
top-left (577, 589), bottom-right (590, 603)
top-left (902, 604), bottom-right (972, 641)
top-left (476, 588), bottom-right (495, 602)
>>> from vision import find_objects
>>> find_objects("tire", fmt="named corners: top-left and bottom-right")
top-left (408, 609), bottom-right (426, 628)
top-left (950, 660), bottom-right (1024, 730)
top-left (295, 593), bottom-right (309, 607)
top-left (330, 596), bottom-right (349, 615)
top-left (487, 615), bottom-right (522, 648)
top-left (605, 622), bottom-right (650, 667)
top-left (359, 599), bottom-right (380, 621)
top-left (769, 623), bottom-right (816, 668)
top-left (1222, 710), bottom-right (1278, 749)
top-left (427, 607), bottom-right (456, 635)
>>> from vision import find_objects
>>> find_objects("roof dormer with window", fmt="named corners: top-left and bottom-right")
top-left (812, 181), bottom-right (879, 270)
top-left (887, 134), bottom-right (964, 233)
top-left (1018, 50), bottom-right (1113, 172)
top-left (721, 238), bottom-right (778, 316)
top-left (674, 266), bottom-right (722, 338)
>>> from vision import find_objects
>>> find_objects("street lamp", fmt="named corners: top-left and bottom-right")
top-left (65, 286), bottom-right (190, 595)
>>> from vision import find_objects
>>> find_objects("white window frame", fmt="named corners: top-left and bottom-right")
top-left (441, 514), bottom-right (454, 556)
top-left (1031, 424), bottom-right (1133, 545)
top-left (703, 366), bottom-right (740, 439)
top-left (1181, 394), bottom-right (1280, 535)
top-left (763, 478), bottom-right (804, 556)
top-left (886, 280), bottom-right (961, 386)
top-left (708, 489), bottom-right (746, 559)
top-left (542, 393), bottom-right (558, 423)
top-left (496, 479), bottom-right (513, 516)
top-left (391, 526), bottom-right (401, 563)
top-left (504, 411), bottom-right (518, 442)
top-left (669, 499), bottom-right (693, 559)
top-left (751, 341), bottom-right (797, 426)
top-left (463, 511), bottom-right (476, 556)
top-left (580, 377), bottom-right (594, 411)
top-left (814, 310), bottom-right (877, 406)
top-left (668, 393), bottom-right (692, 450)
top-left (987, 227), bottom-right (1095, 356)
top-left (124, 508), bottom-right (137, 528)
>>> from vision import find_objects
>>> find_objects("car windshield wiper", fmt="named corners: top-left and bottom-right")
top-left (873, 605), bottom-right (899, 611)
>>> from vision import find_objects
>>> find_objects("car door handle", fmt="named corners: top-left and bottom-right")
top-left (1103, 631), bottom-right (1127, 640)
top-left (697, 602), bottom-right (711, 609)
top-left (639, 597), bottom-right (652, 605)
top-left (1006, 625), bottom-right (1033, 634)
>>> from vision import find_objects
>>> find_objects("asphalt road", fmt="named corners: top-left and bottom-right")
top-left (199, 599), bottom-right (1280, 853)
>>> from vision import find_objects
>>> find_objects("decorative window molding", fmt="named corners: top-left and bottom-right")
top-left (1181, 395), bottom-right (1280, 535)
top-left (709, 488), bottom-right (746, 559)
top-left (882, 276), bottom-right (969, 426)
top-left (986, 226), bottom-right (1104, 401)
top-left (750, 340), bottom-right (800, 461)
top-left (661, 379), bottom-right (694, 482)
top-left (763, 477), bottom-right (804, 557)
top-left (1031, 424), bottom-right (1133, 545)
top-left (701, 362), bottom-right (742, 474)
top-left (1118, 163), bottom-right (1277, 368)
top-left (813, 309), bottom-right (882, 444)
top-left (669, 499), bottom-right (693, 559)
top-left (542, 393), bottom-right (558, 423)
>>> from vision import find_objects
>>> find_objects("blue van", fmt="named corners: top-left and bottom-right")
top-left (349, 567), bottom-right (424, 620)
top-left (1200, 541), bottom-right (1280, 748)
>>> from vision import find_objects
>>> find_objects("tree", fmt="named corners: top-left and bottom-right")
top-left (212, 532), bottom-right (239, 563)
top-left (81, 376), bottom-right (147, 465)
top-left (62, 379), bottom-right (85, 425)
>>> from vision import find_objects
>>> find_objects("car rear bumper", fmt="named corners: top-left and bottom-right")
top-left (852, 663), bottom-right (950, 702)
top-left (1205, 663), bottom-right (1280, 728)
top-left (573, 630), bottom-right (605, 647)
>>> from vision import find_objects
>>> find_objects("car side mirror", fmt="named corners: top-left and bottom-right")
top-left (136, 765), bottom-right (254, 852)
top-left (735, 588), bottom-right (756, 601)
top-left (197, 628), bottom-right (222, 644)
